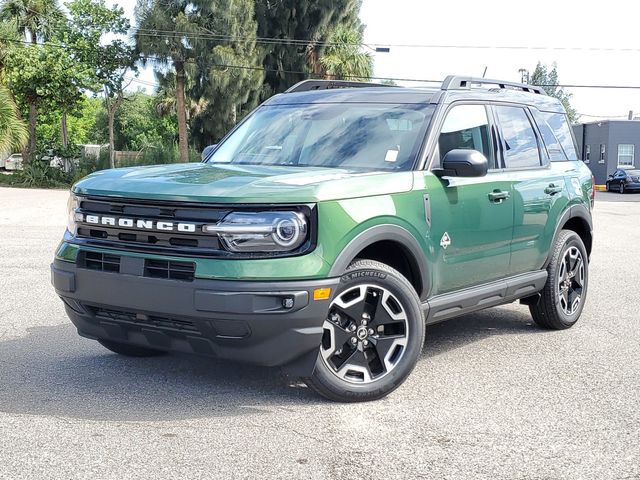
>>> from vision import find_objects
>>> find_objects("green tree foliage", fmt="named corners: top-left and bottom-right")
top-left (0, 0), bottom-right (63, 44)
top-left (0, 84), bottom-right (27, 153)
top-left (135, 0), bottom-right (205, 162)
top-left (529, 62), bottom-right (577, 123)
top-left (64, 0), bottom-right (138, 165)
top-left (36, 95), bottom-right (103, 149)
top-left (320, 25), bottom-right (372, 81)
top-left (255, 0), bottom-right (362, 95)
top-left (90, 91), bottom-right (178, 151)
top-left (0, 0), bottom-right (64, 159)
top-left (188, 0), bottom-right (264, 147)
top-left (4, 43), bottom-right (90, 157)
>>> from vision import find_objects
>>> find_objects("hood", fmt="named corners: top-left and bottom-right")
top-left (72, 163), bottom-right (414, 203)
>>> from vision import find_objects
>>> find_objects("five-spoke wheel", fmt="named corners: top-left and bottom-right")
top-left (320, 284), bottom-right (409, 384)
top-left (304, 260), bottom-right (424, 402)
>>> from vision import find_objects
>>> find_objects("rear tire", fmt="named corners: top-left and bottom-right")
top-left (303, 260), bottom-right (425, 402)
top-left (530, 230), bottom-right (588, 330)
top-left (98, 340), bottom-right (167, 357)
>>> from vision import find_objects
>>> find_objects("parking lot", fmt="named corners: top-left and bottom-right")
top-left (0, 186), bottom-right (639, 480)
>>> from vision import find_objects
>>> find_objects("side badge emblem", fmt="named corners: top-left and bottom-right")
top-left (440, 232), bottom-right (451, 250)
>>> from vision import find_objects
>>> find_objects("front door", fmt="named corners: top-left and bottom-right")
top-left (420, 103), bottom-right (514, 296)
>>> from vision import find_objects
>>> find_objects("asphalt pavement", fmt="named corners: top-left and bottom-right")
top-left (0, 187), bottom-right (639, 480)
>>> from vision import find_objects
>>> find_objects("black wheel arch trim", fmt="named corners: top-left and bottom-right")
top-left (328, 224), bottom-right (430, 300)
top-left (545, 203), bottom-right (593, 268)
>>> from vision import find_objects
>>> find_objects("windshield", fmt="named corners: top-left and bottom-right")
top-left (206, 103), bottom-right (434, 171)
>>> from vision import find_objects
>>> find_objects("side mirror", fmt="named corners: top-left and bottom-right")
top-left (435, 149), bottom-right (489, 178)
top-left (201, 144), bottom-right (217, 161)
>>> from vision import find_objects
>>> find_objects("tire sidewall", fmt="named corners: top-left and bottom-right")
top-left (550, 232), bottom-right (589, 326)
top-left (312, 263), bottom-right (424, 400)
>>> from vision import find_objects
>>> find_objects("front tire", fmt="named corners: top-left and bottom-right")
top-left (303, 260), bottom-right (425, 402)
top-left (530, 230), bottom-right (588, 330)
top-left (620, 183), bottom-right (625, 194)
top-left (98, 340), bottom-right (167, 357)
top-left (606, 182), bottom-right (610, 192)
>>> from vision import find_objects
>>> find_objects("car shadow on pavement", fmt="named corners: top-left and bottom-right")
top-left (424, 304), bottom-right (540, 358)
top-left (0, 306), bottom-right (539, 421)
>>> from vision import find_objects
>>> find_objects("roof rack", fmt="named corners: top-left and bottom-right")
top-left (285, 79), bottom-right (393, 93)
top-left (441, 76), bottom-right (546, 95)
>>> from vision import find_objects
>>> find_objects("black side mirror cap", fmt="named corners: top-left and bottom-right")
top-left (434, 149), bottom-right (489, 178)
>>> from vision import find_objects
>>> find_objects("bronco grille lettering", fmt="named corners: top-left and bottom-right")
top-left (83, 214), bottom-right (197, 233)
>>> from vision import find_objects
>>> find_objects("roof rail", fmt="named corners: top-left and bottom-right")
top-left (285, 79), bottom-right (393, 93)
top-left (441, 76), bottom-right (546, 95)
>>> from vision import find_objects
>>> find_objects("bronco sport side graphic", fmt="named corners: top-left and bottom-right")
top-left (52, 76), bottom-right (594, 402)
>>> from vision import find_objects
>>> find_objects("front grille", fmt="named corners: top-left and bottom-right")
top-left (144, 259), bottom-right (195, 282)
top-left (74, 197), bottom-right (231, 256)
top-left (91, 307), bottom-right (200, 334)
top-left (80, 251), bottom-right (120, 273)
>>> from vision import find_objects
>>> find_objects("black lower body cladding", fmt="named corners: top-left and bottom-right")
top-left (51, 259), bottom-right (339, 374)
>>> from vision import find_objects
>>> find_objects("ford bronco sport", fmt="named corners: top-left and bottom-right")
top-left (51, 76), bottom-right (594, 402)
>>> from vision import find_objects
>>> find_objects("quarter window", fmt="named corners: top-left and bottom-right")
top-left (495, 106), bottom-right (541, 168)
top-left (437, 104), bottom-right (493, 167)
top-left (618, 144), bottom-right (634, 166)
top-left (540, 112), bottom-right (578, 160)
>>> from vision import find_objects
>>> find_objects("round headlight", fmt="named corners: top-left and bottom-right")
top-left (273, 218), bottom-right (301, 247)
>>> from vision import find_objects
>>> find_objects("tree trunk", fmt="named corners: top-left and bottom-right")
top-left (175, 61), bottom-right (189, 163)
top-left (106, 92), bottom-right (124, 169)
top-left (27, 100), bottom-right (38, 163)
top-left (61, 112), bottom-right (68, 150)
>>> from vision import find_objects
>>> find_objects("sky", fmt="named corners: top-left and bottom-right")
top-left (112, 0), bottom-right (640, 122)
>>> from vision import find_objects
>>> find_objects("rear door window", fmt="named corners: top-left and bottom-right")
top-left (494, 106), bottom-right (542, 169)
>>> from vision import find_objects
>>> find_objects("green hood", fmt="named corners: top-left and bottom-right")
top-left (72, 163), bottom-right (413, 203)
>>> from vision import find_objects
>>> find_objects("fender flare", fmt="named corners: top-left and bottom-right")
top-left (328, 224), bottom-right (430, 299)
top-left (545, 204), bottom-right (593, 268)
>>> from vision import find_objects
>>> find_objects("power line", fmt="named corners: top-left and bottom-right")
top-left (8, 36), bottom-right (640, 91)
top-left (132, 27), bottom-right (640, 53)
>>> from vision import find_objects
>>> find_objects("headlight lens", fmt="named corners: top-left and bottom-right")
top-left (204, 211), bottom-right (308, 253)
top-left (67, 193), bottom-right (79, 235)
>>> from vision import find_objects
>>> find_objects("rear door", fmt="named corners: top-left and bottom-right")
top-left (492, 105), bottom-right (568, 274)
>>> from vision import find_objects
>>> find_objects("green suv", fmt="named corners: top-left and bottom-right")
top-left (51, 77), bottom-right (594, 402)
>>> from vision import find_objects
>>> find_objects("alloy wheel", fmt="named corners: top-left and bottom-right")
top-left (557, 246), bottom-right (585, 316)
top-left (320, 284), bottom-right (409, 384)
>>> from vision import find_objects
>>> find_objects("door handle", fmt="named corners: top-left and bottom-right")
top-left (488, 190), bottom-right (510, 202)
top-left (544, 184), bottom-right (563, 195)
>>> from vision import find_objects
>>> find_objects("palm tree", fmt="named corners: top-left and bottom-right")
top-left (0, 85), bottom-right (28, 155)
top-left (0, 0), bottom-right (63, 44)
top-left (135, 0), bottom-right (203, 163)
top-left (320, 25), bottom-right (373, 81)
top-left (0, 0), bottom-right (63, 160)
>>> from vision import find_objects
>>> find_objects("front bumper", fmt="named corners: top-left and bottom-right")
top-left (51, 259), bottom-right (339, 374)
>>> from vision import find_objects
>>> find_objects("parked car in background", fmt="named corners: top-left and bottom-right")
top-left (606, 168), bottom-right (640, 193)
top-left (5, 153), bottom-right (23, 171)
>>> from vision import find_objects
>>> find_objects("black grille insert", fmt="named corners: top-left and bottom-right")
top-left (91, 307), bottom-right (199, 334)
top-left (80, 251), bottom-right (120, 273)
top-left (144, 259), bottom-right (195, 282)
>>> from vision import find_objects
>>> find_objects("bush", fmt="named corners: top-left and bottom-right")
top-left (0, 144), bottom-right (201, 189)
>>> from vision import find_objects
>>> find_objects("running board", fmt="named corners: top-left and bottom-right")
top-left (422, 271), bottom-right (547, 325)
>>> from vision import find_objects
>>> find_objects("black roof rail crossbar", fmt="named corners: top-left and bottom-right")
top-left (441, 76), bottom-right (546, 95)
top-left (285, 79), bottom-right (393, 93)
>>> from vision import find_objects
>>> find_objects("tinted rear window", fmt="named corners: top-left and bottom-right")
top-left (540, 112), bottom-right (578, 161)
